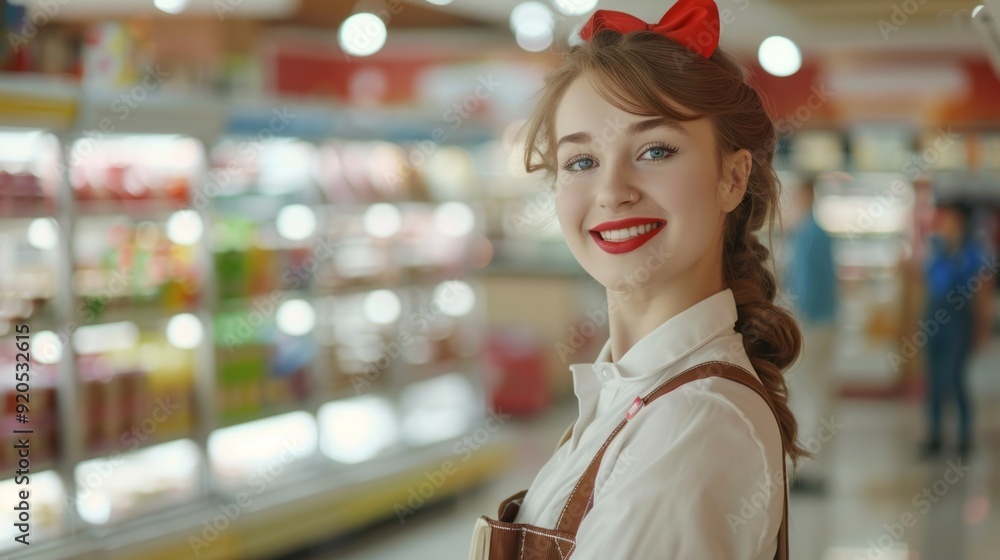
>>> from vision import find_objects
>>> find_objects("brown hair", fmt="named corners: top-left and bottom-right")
top-left (522, 30), bottom-right (807, 464)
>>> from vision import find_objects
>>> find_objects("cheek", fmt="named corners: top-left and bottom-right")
top-left (555, 188), bottom-right (588, 230)
top-left (654, 180), bottom-right (717, 222)
top-left (644, 157), bottom-right (718, 209)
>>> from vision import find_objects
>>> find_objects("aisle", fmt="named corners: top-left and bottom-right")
top-left (297, 342), bottom-right (1000, 560)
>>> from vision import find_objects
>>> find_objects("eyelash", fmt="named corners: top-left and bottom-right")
top-left (560, 142), bottom-right (680, 173)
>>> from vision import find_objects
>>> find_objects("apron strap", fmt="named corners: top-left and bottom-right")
top-left (552, 361), bottom-right (789, 560)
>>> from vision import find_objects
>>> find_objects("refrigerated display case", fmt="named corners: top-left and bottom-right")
top-left (207, 136), bottom-right (321, 428)
top-left (0, 126), bottom-right (69, 553)
top-left (66, 132), bottom-right (210, 525)
top-left (0, 109), bottom-right (508, 560)
top-left (309, 135), bottom-right (491, 464)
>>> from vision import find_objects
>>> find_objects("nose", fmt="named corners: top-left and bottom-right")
top-left (595, 173), bottom-right (639, 210)
top-left (594, 159), bottom-right (638, 209)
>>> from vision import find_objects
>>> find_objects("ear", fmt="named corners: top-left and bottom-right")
top-left (718, 149), bottom-right (752, 213)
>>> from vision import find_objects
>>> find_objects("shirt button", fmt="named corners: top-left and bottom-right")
top-left (596, 364), bottom-right (613, 381)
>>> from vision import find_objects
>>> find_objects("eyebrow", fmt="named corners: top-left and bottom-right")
top-left (556, 117), bottom-right (689, 149)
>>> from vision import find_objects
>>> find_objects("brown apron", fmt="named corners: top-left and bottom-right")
top-left (468, 361), bottom-right (790, 560)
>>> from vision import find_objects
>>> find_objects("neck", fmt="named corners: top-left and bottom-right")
top-left (604, 245), bottom-right (725, 363)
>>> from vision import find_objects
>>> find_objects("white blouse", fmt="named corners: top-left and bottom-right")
top-left (513, 288), bottom-right (785, 560)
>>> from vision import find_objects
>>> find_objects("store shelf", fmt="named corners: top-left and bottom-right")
top-left (216, 400), bottom-right (312, 430)
top-left (399, 355), bottom-right (482, 385)
top-left (0, 105), bottom-right (499, 559)
top-left (73, 302), bottom-right (203, 327)
top-left (0, 206), bottom-right (58, 220)
top-left (0, 75), bottom-right (80, 131)
top-left (77, 431), bottom-right (196, 464)
top-left (3, 435), bottom-right (510, 560)
top-left (74, 199), bottom-right (192, 220)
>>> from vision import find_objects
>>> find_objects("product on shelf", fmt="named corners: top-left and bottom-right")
top-left (214, 308), bottom-right (313, 424)
top-left (396, 202), bottom-right (480, 279)
top-left (315, 290), bottom-right (403, 394)
top-left (0, 172), bottom-right (48, 215)
top-left (69, 135), bottom-right (201, 206)
top-left (415, 145), bottom-right (478, 202)
top-left (210, 136), bottom-right (317, 197)
top-left (314, 142), bottom-right (356, 204)
top-left (74, 327), bottom-right (196, 455)
top-left (789, 130), bottom-right (845, 172)
top-left (0, 263), bottom-right (57, 323)
top-left (400, 281), bottom-right (482, 367)
top-left (73, 219), bottom-right (203, 322)
top-left (213, 218), bottom-right (314, 299)
top-left (0, 129), bottom-right (61, 217)
top-left (336, 142), bottom-right (382, 202)
top-left (0, 344), bottom-right (59, 471)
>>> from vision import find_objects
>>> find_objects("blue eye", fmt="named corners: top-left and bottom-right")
top-left (639, 144), bottom-right (679, 161)
top-left (564, 157), bottom-right (595, 172)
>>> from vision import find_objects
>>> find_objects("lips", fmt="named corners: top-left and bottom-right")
top-left (588, 217), bottom-right (665, 255)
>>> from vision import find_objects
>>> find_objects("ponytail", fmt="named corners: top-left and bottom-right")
top-left (724, 161), bottom-right (808, 466)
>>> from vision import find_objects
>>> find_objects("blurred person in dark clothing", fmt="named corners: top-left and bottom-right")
top-left (920, 200), bottom-right (994, 458)
top-left (784, 176), bottom-right (838, 494)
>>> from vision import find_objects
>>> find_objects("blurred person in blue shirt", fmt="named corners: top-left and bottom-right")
top-left (920, 200), bottom-right (994, 458)
top-left (783, 176), bottom-right (838, 494)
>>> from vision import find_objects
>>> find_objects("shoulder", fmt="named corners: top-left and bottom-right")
top-left (612, 360), bottom-right (784, 484)
top-left (601, 364), bottom-right (784, 554)
top-left (639, 363), bottom-right (783, 465)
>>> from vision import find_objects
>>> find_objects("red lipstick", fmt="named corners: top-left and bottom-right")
top-left (588, 217), bottom-right (665, 255)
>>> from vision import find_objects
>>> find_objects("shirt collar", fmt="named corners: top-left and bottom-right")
top-left (569, 288), bottom-right (739, 388)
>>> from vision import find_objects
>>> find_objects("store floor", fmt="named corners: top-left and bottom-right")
top-left (293, 341), bottom-right (1000, 560)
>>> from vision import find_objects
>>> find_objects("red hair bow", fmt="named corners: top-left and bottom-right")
top-left (579, 0), bottom-right (721, 59)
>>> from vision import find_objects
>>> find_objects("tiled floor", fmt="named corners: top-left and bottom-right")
top-left (298, 341), bottom-right (1000, 560)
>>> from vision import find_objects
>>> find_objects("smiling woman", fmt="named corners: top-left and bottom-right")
top-left (469, 1), bottom-right (804, 559)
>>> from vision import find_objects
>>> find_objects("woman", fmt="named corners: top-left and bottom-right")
top-left (470, 1), bottom-right (804, 558)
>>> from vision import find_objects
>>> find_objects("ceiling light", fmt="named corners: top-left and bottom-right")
top-left (758, 36), bottom-right (802, 77)
top-left (339, 13), bottom-right (388, 57)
